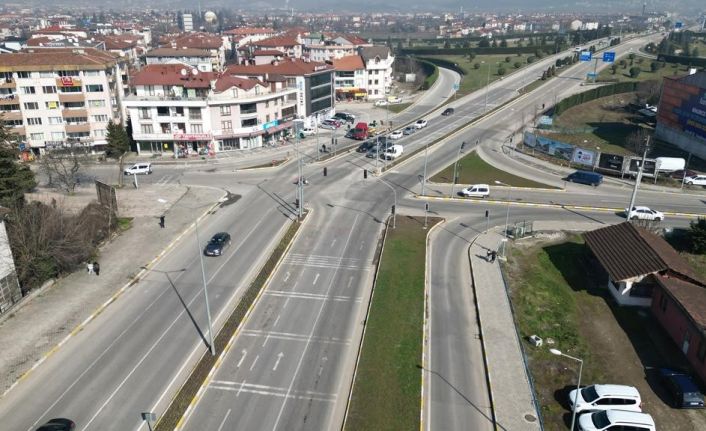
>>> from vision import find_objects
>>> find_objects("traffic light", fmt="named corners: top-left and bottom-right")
top-left (485, 210), bottom-right (489, 218)
top-left (363, 169), bottom-right (368, 179)
top-left (425, 202), bottom-right (429, 212)
top-left (323, 167), bottom-right (328, 176)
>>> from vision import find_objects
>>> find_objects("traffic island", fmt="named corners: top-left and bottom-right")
top-left (344, 215), bottom-right (442, 431)
top-left (154, 214), bottom-right (306, 431)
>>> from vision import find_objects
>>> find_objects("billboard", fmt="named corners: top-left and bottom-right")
top-left (657, 77), bottom-right (706, 142)
top-left (523, 132), bottom-right (574, 161)
top-left (597, 153), bottom-right (625, 172)
top-left (625, 157), bottom-right (657, 177)
top-left (571, 148), bottom-right (596, 166)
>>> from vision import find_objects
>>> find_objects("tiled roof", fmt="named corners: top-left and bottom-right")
top-left (100, 35), bottom-right (138, 50)
top-left (359, 46), bottom-right (391, 62)
top-left (131, 64), bottom-right (213, 88)
top-left (171, 32), bottom-right (222, 50)
top-left (226, 58), bottom-right (333, 77)
top-left (583, 222), bottom-right (701, 282)
top-left (253, 49), bottom-right (284, 56)
top-left (213, 75), bottom-right (262, 92)
top-left (144, 48), bottom-right (211, 58)
top-left (332, 55), bottom-right (364, 71)
top-left (251, 35), bottom-right (300, 48)
top-left (658, 275), bottom-right (706, 330)
top-left (0, 48), bottom-right (117, 71)
top-left (223, 27), bottom-right (274, 36)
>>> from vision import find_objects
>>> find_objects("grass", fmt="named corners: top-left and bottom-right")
top-left (430, 151), bottom-right (557, 189)
top-left (345, 215), bottom-right (440, 431)
top-left (239, 158), bottom-right (287, 169)
top-left (422, 54), bottom-right (533, 97)
top-left (116, 217), bottom-right (133, 231)
top-left (597, 56), bottom-right (694, 83)
top-left (382, 102), bottom-right (412, 114)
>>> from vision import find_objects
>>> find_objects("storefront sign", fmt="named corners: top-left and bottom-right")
top-left (59, 76), bottom-right (80, 87)
top-left (173, 133), bottom-right (212, 141)
top-left (262, 120), bottom-right (279, 130)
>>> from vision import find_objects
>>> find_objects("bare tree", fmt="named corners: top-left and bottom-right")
top-left (38, 148), bottom-right (88, 194)
top-left (625, 128), bottom-right (652, 156)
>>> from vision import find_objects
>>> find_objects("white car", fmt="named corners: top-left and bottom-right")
top-left (625, 206), bottom-right (664, 221)
top-left (299, 127), bottom-right (316, 136)
top-left (414, 119), bottom-right (428, 129)
top-left (124, 162), bottom-right (152, 175)
top-left (318, 119), bottom-right (340, 130)
top-left (389, 130), bottom-right (403, 140)
top-left (388, 96), bottom-right (402, 104)
top-left (382, 144), bottom-right (404, 160)
top-left (374, 99), bottom-right (389, 106)
top-left (578, 410), bottom-right (655, 431)
top-left (459, 184), bottom-right (490, 198)
top-left (569, 384), bottom-right (642, 414)
top-left (685, 175), bottom-right (706, 186)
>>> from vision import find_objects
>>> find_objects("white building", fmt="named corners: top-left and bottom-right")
top-left (0, 208), bottom-right (21, 315)
top-left (143, 48), bottom-right (214, 72)
top-left (303, 33), bottom-right (371, 62)
top-left (359, 46), bottom-right (395, 99)
top-left (0, 48), bottom-right (124, 153)
top-left (183, 14), bottom-right (193, 33)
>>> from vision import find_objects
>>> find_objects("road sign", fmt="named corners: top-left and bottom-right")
top-left (18, 143), bottom-right (25, 151)
top-left (587, 72), bottom-right (597, 79)
top-left (452, 83), bottom-right (459, 91)
top-left (675, 21), bottom-right (683, 29)
top-left (602, 51), bottom-right (615, 63)
top-left (579, 51), bottom-right (592, 62)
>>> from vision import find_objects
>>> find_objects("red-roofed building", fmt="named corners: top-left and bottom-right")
top-left (240, 35), bottom-right (302, 61)
top-left (302, 33), bottom-right (372, 62)
top-left (332, 55), bottom-right (367, 100)
top-left (161, 32), bottom-right (226, 71)
top-left (223, 27), bottom-right (276, 48)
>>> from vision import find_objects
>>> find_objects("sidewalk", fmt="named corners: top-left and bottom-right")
top-left (469, 231), bottom-right (541, 431)
top-left (0, 184), bottom-right (225, 394)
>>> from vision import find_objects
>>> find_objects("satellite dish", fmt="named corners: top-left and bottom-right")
top-left (180, 68), bottom-right (187, 76)
top-left (192, 69), bottom-right (199, 76)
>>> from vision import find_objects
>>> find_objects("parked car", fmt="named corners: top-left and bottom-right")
top-left (351, 122), bottom-right (369, 140)
top-left (403, 126), bottom-right (416, 135)
top-left (123, 162), bottom-right (152, 176)
top-left (624, 206), bottom-right (665, 221)
top-left (684, 175), bottom-right (706, 186)
top-left (333, 112), bottom-right (355, 123)
top-left (658, 368), bottom-right (705, 408)
top-left (382, 144), bottom-right (404, 160)
top-left (204, 232), bottom-right (232, 257)
top-left (441, 107), bottom-right (455, 116)
top-left (670, 169), bottom-right (698, 180)
top-left (299, 127), bottom-right (316, 137)
top-left (374, 99), bottom-right (389, 106)
top-left (568, 384), bottom-right (642, 413)
top-left (36, 418), bottom-right (76, 431)
top-left (459, 184), bottom-right (490, 198)
top-left (566, 170), bottom-right (603, 187)
top-left (414, 119), bottom-right (428, 129)
top-left (389, 130), bottom-right (403, 140)
top-left (577, 410), bottom-right (655, 431)
top-left (387, 96), bottom-right (402, 104)
top-left (319, 119), bottom-right (340, 130)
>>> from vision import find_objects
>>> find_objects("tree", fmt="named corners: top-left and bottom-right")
top-left (497, 67), bottom-right (506, 76)
top-left (625, 128), bottom-right (652, 155)
top-left (629, 66), bottom-right (641, 78)
top-left (443, 39), bottom-right (450, 49)
top-left (650, 61), bottom-right (659, 72)
top-left (491, 39), bottom-right (498, 48)
top-left (500, 37), bottom-right (508, 48)
top-left (473, 63), bottom-right (481, 70)
top-left (0, 118), bottom-right (36, 208)
top-left (105, 121), bottom-right (131, 187)
top-left (690, 218), bottom-right (706, 254)
top-left (513, 61), bottom-right (522, 69)
top-left (693, 47), bottom-right (700, 58)
top-left (38, 148), bottom-right (87, 194)
top-left (478, 39), bottom-right (490, 48)
top-left (505, 56), bottom-right (511, 63)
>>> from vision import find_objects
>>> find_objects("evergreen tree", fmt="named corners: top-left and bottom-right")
top-left (0, 119), bottom-right (36, 207)
top-left (105, 121), bottom-right (131, 187)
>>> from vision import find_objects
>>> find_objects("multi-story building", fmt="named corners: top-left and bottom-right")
top-left (359, 46), bottom-right (395, 99)
top-left (0, 48), bottom-right (124, 153)
top-left (239, 35), bottom-right (303, 62)
top-left (303, 33), bottom-right (371, 62)
top-left (332, 55), bottom-right (367, 100)
top-left (143, 48), bottom-right (214, 72)
top-left (123, 63), bottom-right (298, 155)
top-left (166, 33), bottom-right (225, 72)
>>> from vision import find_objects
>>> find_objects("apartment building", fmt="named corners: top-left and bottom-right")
top-left (143, 48), bottom-right (214, 72)
top-left (123, 63), bottom-right (298, 155)
top-left (0, 48), bottom-right (123, 153)
top-left (359, 46), bottom-right (395, 99)
top-left (160, 33), bottom-right (225, 72)
top-left (303, 33), bottom-right (371, 62)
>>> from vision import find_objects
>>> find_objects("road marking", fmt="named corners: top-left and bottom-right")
top-left (250, 355), bottom-right (259, 371)
top-left (236, 350), bottom-right (247, 368)
top-left (283, 271), bottom-right (290, 282)
top-left (237, 380), bottom-right (246, 397)
top-left (313, 273), bottom-right (320, 285)
top-left (347, 276), bottom-right (354, 289)
top-left (209, 381), bottom-right (337, 402)
top-left (273, 352), bottom-right (284, 371)
top-left (266, 290), bottom-right (361, 302)
top-left (359, 241), bottom-right (364, 250)
top-left (274, 314), bottom-right (281, 327)
top-left (330, 238), bottom-right (337, 248)
top-left (216, 409), bottom-right (231, 431)
top-left (241, 329), bottom-right (352, 345)
top-left (262, 334), bottom-right (270, 347)
top-left (283, 297), bottom-right (290, 309)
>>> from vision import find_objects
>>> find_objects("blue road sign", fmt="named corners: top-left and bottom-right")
top-left (675, 21), bottom-right (683, 29)
top-left (579, 51), bottom-right (592, 62)
top-left (587, 72), bottom-right (597, 79)
top-left (602, 51), bottom-right (615, 63)
top-left (452, 83), bottom-right (459, 91)
top-left (18, 143), bottom-right (25, 151)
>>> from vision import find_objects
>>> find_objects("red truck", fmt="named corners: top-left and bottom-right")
top-left (351, 122), bottom-right (369, 140)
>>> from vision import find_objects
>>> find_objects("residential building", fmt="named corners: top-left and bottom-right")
top-left (143, 48), bottom-right (213, 72)
top-left (332, 55), bottom-right (367, 100)
top-left (240, 35), bottom-right (303, 61)
top-left (0, 48), bottom-right (124, 153)
top-left (359, 46), bottom-right (395, 99)
top-left (222, 27), bottom-right (276, 49)
top-left (0, 207), bottom-right (21, 315)
top-left (303, 33), bottom-right (371, 62)
top-left (183, 14), bottom-right (193, 33)
top-left (162, 33), bottom-right (225, 71)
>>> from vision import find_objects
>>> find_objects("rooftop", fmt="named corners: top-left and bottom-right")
top-left (144, 48), bottom-right (211, 58)
top-left (226, 58), bottom-right (333, 78)
top-left (332, 55), bottom-right (365, 71)
top-left (0, 48), bottom-right (118, 71)
top-left (131, 64), bottom-right (214, 88)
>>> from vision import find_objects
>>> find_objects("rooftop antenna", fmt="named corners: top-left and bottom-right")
top-left (198, 1), bottom-right (202, 20)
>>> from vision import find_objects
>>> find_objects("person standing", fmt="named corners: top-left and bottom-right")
top-left (159, 215), bottom-right (165, 229)
top-left (490, 250), bottom-right (497, 263)
top-left (86, 262), bottom-right (94, 275)
top-left (93, 261), bottom-right (100, 276)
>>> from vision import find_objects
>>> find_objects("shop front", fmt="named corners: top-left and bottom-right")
top-left (174, 133), bottom-right (214, 158)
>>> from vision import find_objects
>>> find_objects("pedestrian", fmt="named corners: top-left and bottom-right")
top-left (86, 262), bottom-right (94, 275)
top-left (322, 144), bottom-right (327, 153)
top-left (486, 250), bottom-right (493, 261)
top-left (490, 250), bottom-right (497, 263)
top-left (159, 215), bottom-right (165, 229)
top-left (93, 261), bottom-right (100, 276)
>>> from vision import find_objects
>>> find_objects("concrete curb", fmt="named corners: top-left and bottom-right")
top-left (0, 188), bottom-right (228, 399)
top-left (173, 210), bottom-right (312, 431)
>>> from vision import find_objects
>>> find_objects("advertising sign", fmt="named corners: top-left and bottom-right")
top-left (671, 88), bottom-right (706, 141)
top-left (602, 51), bottom-right (615, 63)
top-left (675, 21), bottom-right (683, 29)
top-left (523, 132), bottom-right (574, 160)
top-left (572, 148), bottom-right (596, 166)
top-left (262, 120), bottom-right (279, 130)
top-left (579, 51), bottom-right (592, 62)
top-left (597, 153), bottom-right (625, 172)
top-left (173, 133), bottom-right (212, 141)
top-left (60, 76), bottom-right (75, 86)
top-left (626, 157), bottom-right (657, 177)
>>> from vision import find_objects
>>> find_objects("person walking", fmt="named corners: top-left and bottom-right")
top-left (86, 262), bottom-right (94, 275)
top-left (159, 215), bottom-right (165, 229)
top-left (93, 261), bottom-right (100, 276)
top-left (486, 250), bottom-right (493, 262)
top-left (490, 250), bottom-right (497, 263)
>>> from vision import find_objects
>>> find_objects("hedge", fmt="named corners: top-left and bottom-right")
top-left (400, 45), bottom-right (558, 56)
top-left (554, 81), bottom-right (642, 116)
top-left (656, 54), bottom-right (706, 68)
top-left (416, 56), bottom-right (467, 75)
top-left (417, 59), bottom-right (438, 90)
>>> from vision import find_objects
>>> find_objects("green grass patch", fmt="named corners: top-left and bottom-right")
top-left (519, 78), bottom-right (546, 95)
top-left (597, 56), bottom-right (694, 83)
top-left (383, 102), bottom-right (412, 114)
top-left (431, 151), bottom-right (557, 189)
top-left (345, 215), bottom-right (440, 431)
top-left (240, 158), bottom-right (288, 170)
top-left (116, 217), bottom-right (133, 231)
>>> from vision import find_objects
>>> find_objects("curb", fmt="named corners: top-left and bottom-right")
top-left (173, 210), bottom-right (312, 431)
top-left (0, 189), bottom-right (227, 399)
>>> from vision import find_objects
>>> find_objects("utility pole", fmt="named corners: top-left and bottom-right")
top-left (627, 137), bottom-right (649, 217)
top-left (296, 133), bottom-right (304, 220)
top-left (681, 152), bottom-right (692, 190)
top-left (451, 141), bottom-right (465, 197)
top-left (421, 141), bottom-right (429, 195)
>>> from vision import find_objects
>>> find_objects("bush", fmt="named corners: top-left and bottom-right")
top-left (629, 66), bottom-right (641, 78)
top-left (690, 218), bottom-right (706, 254)
top-left (527, 56), bottom-right (536, 64)
top-left (505, 56), bottom-right (511, 63)
top-left (473, 63), bottom-right (481, 69)
top-left (514, 61), bottom-right (522, 69)
top-left (498, 67), bottom-right (506, 76)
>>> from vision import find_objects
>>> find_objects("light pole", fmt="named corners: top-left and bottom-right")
top-left (194, 216), bottom-right (215, 356)
top-left (421, 140), bottom-right (429, 196)
top-left (550, 348), bottom-right (583, 431)
top-left (494, 180), bottom-right (511, 258)
top-left (377, 177), bottom-right (397, 229)
top-left (483, 61), bottom-right (491, 113)
top-left (295, 132), bottom-right (304, 220)
top-left (450, 141), bottom-right (466, 197)
top-left (626, 137), bottom-right (649, 219)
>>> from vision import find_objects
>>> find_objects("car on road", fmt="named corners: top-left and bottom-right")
top-left (658, 368), bottom-right (705, 408)
top-left (577, 410), bottom-right (655, 431)
top-left (566, 170), bottom-right (603, 187)
top-left (382, 144), bottom-right (404, 160)
top-left (459, 184), bottom-right (490, 198)
top-left (441, 107), bottom-right (455, 116)
top-left (319, 119), bottom-right (341, 129)
top-left (403, 126), bottom-right (416, 135)
top-left (684, 175), bottom-right (706, 186)
top-left (299, 127), bottom-right (316, 137)
top-left (374, 99), bottom-right (388, 106)
top-left (36, 418), bottom-right (76, 431)
top-left (333, 112), bottom-right (355, 123)
top-left (387, 96), bottom-right (402, 104)
top-left (124, 162), bottom-right (152, 176)
top-left (204, 232), bottom-right (232, 257)
top-left (624, 206), bottom-right (665, 221)
top-left (389, 130), bottom-right (403, 140)
top-left (670, 169), bottom-right (698, 180)
top-left (568, 384), bottom-right (642, 413)
top-left (356, 140), bottom-right (374, 153)
top-left (414, 119), bottom-right (428, 129)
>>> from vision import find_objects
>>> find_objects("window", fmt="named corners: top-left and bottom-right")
top-left (59, 86), bottom-right (81, 93)
top-left (94, 129), bottom-right (107, 137)
top-left (147, 85), bottom-right (155, 96)
top-left (39, 71), bottom-right (54, 78)
top-left (241, 118), bottom-right (258, 127)
top-left (26, 117), bottom-right (42, 125)
top-left (45, 101), bottom-right (59, 109)
top-left (16, 71), bottom-right (30, 78)
top-left (189, 108), bottom-right (202, 120)
top-left (51, 131), bottom-right (65, 140)
top-left (221, 120), bottom-right (232, 131)
top-left (140, 124), bottom-right (154, 134)
top-left (30, 132), bottom-right (44, 140)
top-left (48, 117), bottom-right (63, 125)
top-left (266, 114), bottom-right (270, 123)
top-left (138, 108), bottom-right (151, 120)
top-left (190, 124), bottom-right (203, 133)
top-left (265, 100), bottom-right (269, 108)
top-left (63, 102), bottom-right (85, 109)
top-left (84, 70), bottom-right (100, 76)
top-left (23, 102), bottom-right (39, 110)
top-left (157, 107), bottom-right (170, 116)
top-left (92, 115), bottom-right (109, 122)
top-left (86, 84), bottom-right (104, 92)
top-left (88, 99), bottom-right (106, 108)
top-left (219, 105), bottom-right (231, 116)
top-left (21, 86), bottom-right (36, 94)
top-left (240, 103), bottom-right (256, 114)
top-left (58, 70), bottom-right (80, 77)
top-left (43, 85), bottom-right (57, 94)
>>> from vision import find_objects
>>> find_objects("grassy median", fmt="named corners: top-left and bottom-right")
top-left (345, 215), bottom-right (441, 431)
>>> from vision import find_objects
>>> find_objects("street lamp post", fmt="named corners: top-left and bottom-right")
top-left (627, 137), bottom-right (649, 219)
top-left (295, 133), bottom-right (304, 220)
top-left (494, 180), bottom-right (511, 258)
top-left (421, 140), bottom-right (429, 196)
top-left (450, 141), bottom-right (465, 197)
top-left (194, 217), bottom-right (215, 356)
top-left (550, 348), bottom-right (584, 431)
top-left (484, 61), bottom-right (491, 113)
top-left (378, 177), bottom-right (397, 229)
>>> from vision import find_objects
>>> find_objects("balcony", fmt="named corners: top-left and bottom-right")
top-left (58, 93), bottom-right (86, 103)
top-left (62, 109), bottom-right (88, 118)
top-left (0, 97), bottom-right (19, 106)
top-left (2, 111), bottom-right (22, 121)
top-left (55, 77), bottom-right (82, 88)
top-left (11, 127), bottom-right (25, 137)
top-left (65, 123), bottom-right (91, 133)
top-left (0, 78), bottom-right (16, 89)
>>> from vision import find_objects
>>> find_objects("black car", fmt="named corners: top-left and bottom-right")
top-left (403, 126), bottom-right (416, 135)
top-left (658, 368), bottom-right (705, 408)
top-left (204, 232), bottom-right (232, 257)
top-left (441, 108), bottom-right (455, 116)
top-left (333, 112), bottom-right (355, 123)
top-left (36, 418), bottom-right (76, 431)
top-left (356, 141), bottom-right (374, 153)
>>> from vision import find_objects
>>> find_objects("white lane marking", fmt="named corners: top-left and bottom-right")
top-left (236, 350), bottom-right (247, 368)
top-left (313, 273), bottom-right (320, 285)
top-left (241, 329), bottom-right (351, 345)
top-left (216, 409), bottom-right (231, 431)
top-left (283, 297), bottom-right (290, 309)
top-left (274, 315), bottom-right (281, 327)
top-left (283, 272), bottom-right (290, 282)
top-left (273, 352), bottom-right (284, 371)
top-left (330, 238), bottom-right (337, 248)
top-left (237, 380), bottom-right (246, 397)
top-left (209, 381), bottom-right (337, 402)
top-left (265, 290), bottom-right (361, 302)
top-left (262, 334), bottom-right (270, 347)
top-left (359, 242), bottom-right (364, 250)
top-left (347, 276), bottom-right (353, 289)
top-left (249, 355), bottom-right (259, 371)
top-left (271, 214), bottom-right (361, 431)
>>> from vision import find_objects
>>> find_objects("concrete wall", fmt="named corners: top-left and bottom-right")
top-left (655, 123), bottom-right (706, 160)
top-left (0, 219), bottom-right (21, 314)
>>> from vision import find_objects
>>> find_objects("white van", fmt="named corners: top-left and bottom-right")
top-left (569, 384), bottom-right (642, 413)
top-left (383, 145), bottom-right (404, 160)
top-left (124, 162), bottom-right (153, 175)
top-left (459, 184), bottom-right (490, 198)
